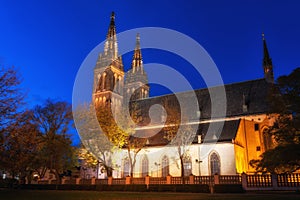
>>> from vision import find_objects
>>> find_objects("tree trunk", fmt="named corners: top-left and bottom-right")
top-left (180, 156), bottom-right (185, 184)
top-left (51, 169), bottom-right (61, 184)
top-left (128, 148), bottom-right (133, 177)
top-left (96, 161), bottom-right (99, 179)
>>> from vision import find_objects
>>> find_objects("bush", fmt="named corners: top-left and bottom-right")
top-left (0, 179), bottom-right (19, 188)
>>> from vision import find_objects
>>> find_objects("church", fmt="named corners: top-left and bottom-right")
top-left (89, 12), bottom-right (276, 178)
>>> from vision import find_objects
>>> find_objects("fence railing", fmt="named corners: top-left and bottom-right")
top-left (246, 174), bottom-right (272, 188)
top-left (131, 177), bottom-right (145, 184)
top-left (148, 177), bottom-right (166, 185)
top-left (171, 176), bottom-right (190, 184)
top-left (24, 173), bottom-right (300, 191)
top-left (194, 175), bottom-right (214, 185)
top-left (112, 178), bottom-right (126, 185)
top-left (95, 178), bottom-right (108, 185)
top-left (219, 175), bottom-right (241, 184)
top-left (277, 174), bottom-right (300, 187)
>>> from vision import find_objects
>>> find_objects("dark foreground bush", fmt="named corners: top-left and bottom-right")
top-left (20, 184), bottom-right (96, 191)
top-left (213, 184), bottom-right (245, 193)
top-left (0, 178), bottom-right (19, 188)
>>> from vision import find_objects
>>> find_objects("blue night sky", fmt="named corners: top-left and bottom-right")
top-left (1, 0), bottom-right (300, 106)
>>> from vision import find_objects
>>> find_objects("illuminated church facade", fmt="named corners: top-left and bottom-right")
top-left (90, 12), bottom-right (276, 178)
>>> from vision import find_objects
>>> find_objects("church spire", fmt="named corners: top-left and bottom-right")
top-left (124, 33), bottom-right (149, 101)
top-left (104, 11), bottom-right (118, 60)
top-left (106, 12), bottom-right (116, 39)
top-left (262, 33), bottom-right (274, 83)
top-left (131, 33), bottom-right (143, 72)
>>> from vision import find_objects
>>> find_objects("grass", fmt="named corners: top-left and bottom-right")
top-left (0, 190), bottom-right (299, 200)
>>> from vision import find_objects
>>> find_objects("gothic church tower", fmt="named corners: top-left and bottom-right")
top-left (124, 34), bottom-right (149, 102)
top-left (93, 12), bottom-right (124, 109)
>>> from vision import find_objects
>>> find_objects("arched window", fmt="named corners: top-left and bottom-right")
top-left (161, 155), bottom-right (169, 177)
top-left (210, 152), bottom-right (220, 175)
top-left (183, 156), bottom-right (192, 176)
top-left (123, 158), bottom-right (130, 177)
top-left (113, 74), bottom-right (117, 91)
top-left (141, 156), bottom-right (148, 177)
top-left (102, 73), bottom-right (106, 90)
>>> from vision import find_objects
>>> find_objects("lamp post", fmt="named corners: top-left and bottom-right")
top-left (195, 159), bottom-right (202, 176)
top-left (154, 162), bottom-right (160, 177)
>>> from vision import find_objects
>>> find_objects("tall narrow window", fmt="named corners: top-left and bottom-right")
top-left (210, 152), bottom-right (220, 175)
top-left (141, 156), bottom-right (148, 177)
top-left (254, 123), bottom-right (259, 131)
top-left (102, 73), bottom-right (106, 90)
top-left (123, 158), bottom-right (130, 177)
top-left (161, 155), bottom-right (169, 177)
top-left (183, 156), bottom-right (192, 176)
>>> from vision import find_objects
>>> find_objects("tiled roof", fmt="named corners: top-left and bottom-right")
top-left (129, 78), bottom-right (271, 147)
top-left (135, 119), bottom-right (240, 147)
top-left (133, 78), bottom-right (272, 119)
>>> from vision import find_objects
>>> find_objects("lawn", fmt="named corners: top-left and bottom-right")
top-left (0, 190), bottom-right (299, 200)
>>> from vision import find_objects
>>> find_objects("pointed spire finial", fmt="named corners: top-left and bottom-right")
top-left (131, 33), bottom-right (143, 71)
top-left (262, 33), bottom-right (274, 83)
top-left (262, 32), bottom-right (265, 40)
top-left (106, 11), bottom-right (116, 38)
top-left (263, 33), bottom-right (271, 65)
top-left (111, 11), bottom-right (115, 20)
top-left (135, 33), bottom-right (141, 50)
top-left (104, 11), bottom-right (118, 60)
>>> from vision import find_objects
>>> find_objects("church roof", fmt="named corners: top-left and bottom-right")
top-left (135, 119), bottom-right (240, 147)
top-left (129, 78), bottom-right (272, 147)
top-left (133, 78), bottom-right (272, 119)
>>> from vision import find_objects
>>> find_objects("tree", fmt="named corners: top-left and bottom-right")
top-left (95, 103), bottom-right (147, 178)
top-left (74, 104), bottom-right (114, 178)
top-left (250, 68), bottom-right (300, 173)
top-left (163, 100), bottom-right (195, 183)
top-left (32, 99), bottom-right (77, 183)
top-left (0, 66), bottom-right (25, 182)
top-left (0, 66), bottom-right (24, 129)
top-left (0, 110), bottom-right (40, 183)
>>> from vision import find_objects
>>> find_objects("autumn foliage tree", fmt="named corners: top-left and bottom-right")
top-left (95, 103), bottom-right (147, 177)
top-left (1, 110), bottom-right (40, 183)
top-left (0, 66), bottom-right (77, 183)
top-left (250, 68), bottom-right (300, 173)
top-left (74, 104), bottom-right (114, 177)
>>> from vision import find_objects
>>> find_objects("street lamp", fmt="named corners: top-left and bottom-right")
top-left (195, 159), bottom-right (202, 176)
